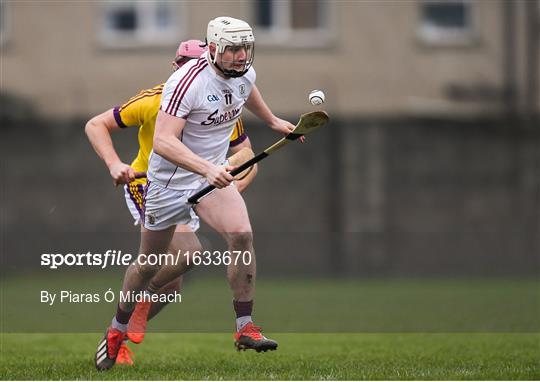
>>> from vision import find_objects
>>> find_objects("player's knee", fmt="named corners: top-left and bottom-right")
top-left (228, 231), bottom-right (253, 249)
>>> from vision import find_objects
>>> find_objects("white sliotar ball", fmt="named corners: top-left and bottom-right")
top-left (309, 90), bottom-right (325, 105)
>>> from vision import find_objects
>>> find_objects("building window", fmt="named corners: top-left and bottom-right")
top-left (99, 1), bottom-right (183, 48)
top-left (418, 0), bottom-right (475, 46)
top-left (253, 0), bottom-right (336, 47)
top-left (0, 1), bottom-right (10, 46)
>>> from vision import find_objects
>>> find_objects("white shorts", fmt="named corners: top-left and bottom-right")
top-left (124, 183), bottom-right (145, 226)
top-left (142, 181), bottom-right (201, 232)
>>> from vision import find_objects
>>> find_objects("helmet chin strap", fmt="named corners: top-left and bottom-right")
top-left (209, 52), bottom-right (247, 78)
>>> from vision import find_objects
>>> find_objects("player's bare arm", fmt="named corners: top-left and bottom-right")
top-left (85, 108), bottom-right (136, 186)
top-left (153, 110), bottom-right (234, 188)
top-left (245, 85), bottom-right (296, 135)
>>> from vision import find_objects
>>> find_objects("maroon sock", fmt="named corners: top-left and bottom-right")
top-left (233, 300), bottom-right (253, 318)
top-left (115, 305), bottom-right (133, 325)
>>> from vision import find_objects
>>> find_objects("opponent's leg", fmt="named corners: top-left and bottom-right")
top-left (95, 224), bottom-right (175, 371)
top-left (127, 225), bottom-right (200, 344)
top-left (125, 277), bottom-right (182, 344)
top-left (148, 277), bottom-right (183, 319)
top-left (118, 182), bottom-right (180, 361)
top-left (121, 225), bottom-right (176, 309)
top-left (195, 185), bottom-right (277, 352)
top-left (146, 224), bottom-right (201, 292)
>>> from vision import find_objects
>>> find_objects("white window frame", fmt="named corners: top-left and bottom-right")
top-left (417, 0), bottom-right (477, 46)
top-left (98, 1), bottom-right (184, 49)
top-left (0, 1), bottom-right (11, 47)
top-left (253, 0), bottom-right (337, 48)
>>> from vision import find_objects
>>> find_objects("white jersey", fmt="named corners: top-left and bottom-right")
top-left (147, 53), bottom-right (256, 190)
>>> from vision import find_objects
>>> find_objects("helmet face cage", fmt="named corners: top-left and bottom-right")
top-left (207, 17), bottom-right (255, 78)
top-left (214, 40), bottom-right (255, 78)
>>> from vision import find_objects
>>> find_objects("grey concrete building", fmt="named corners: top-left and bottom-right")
top-left (1, 0), bottom-right (538, 119)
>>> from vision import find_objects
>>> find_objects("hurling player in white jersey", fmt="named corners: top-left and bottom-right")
top-left (96, 17), bottom-right (296, 371)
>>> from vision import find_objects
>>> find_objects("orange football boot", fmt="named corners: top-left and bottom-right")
top-left (127, 301), bottom-right (151, 344)
top-left (234, 322), bottom-right (278, 352)
top-left (116, 342), bottom-right (134, 366)
top-left (95, 326), bottom-right (124, 371)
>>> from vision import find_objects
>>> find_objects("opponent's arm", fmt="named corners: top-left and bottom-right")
top-left (85, 108), bottom-right (135, 185)
top-left (153, 110), bottom-right (234, 188)
top-left (229, 137), bottom-right (258, 193)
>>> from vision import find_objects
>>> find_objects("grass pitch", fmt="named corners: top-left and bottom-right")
top-left (3, 275), bottom-right (539, 333)
top-left (1, 275), bottom-right (539, 379)
top-left (1, 332), bottom-right (539, 380)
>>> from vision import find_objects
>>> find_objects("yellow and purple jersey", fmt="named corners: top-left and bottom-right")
top-left (113, 83), bottom-right (247, 186)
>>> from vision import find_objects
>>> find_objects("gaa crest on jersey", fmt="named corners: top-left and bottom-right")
top-left (239, 84), bottom-right (246, 95)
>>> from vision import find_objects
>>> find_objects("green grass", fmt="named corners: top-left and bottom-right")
top-left (1, 275), bottom-right (539, 379)
top-left (1, 333), bottom-right (539, 380)
top-left (2, 274), bottom-right (539, 332)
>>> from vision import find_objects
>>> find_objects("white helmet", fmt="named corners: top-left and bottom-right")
top-left (206, 16), bottom-right (255, 78)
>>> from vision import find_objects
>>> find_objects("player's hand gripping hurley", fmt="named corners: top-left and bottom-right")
top-left (188, 111), bottom-right (329, 204)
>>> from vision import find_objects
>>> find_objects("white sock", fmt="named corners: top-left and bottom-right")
top-left (236, 315), bottom-right (252, 332)
top-left (111, 316), bottom-right (128, 333)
